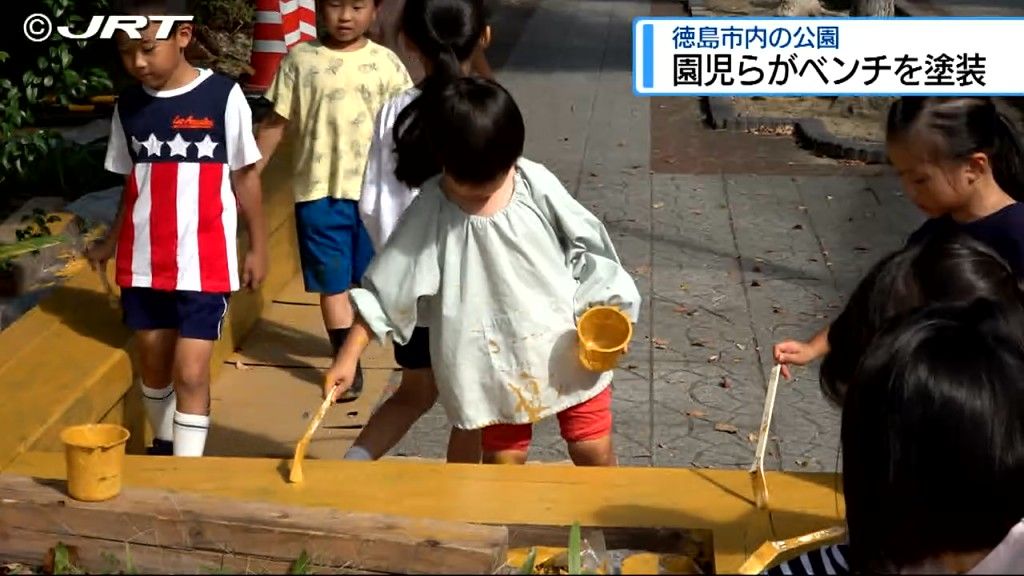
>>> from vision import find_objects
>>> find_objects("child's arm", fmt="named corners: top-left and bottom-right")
top-left (233, 166), bottom-right (268, 289)
top-left (87, 102), bottom-right (133, 268)
top-left (523, 161), bottom-right (642, 322)
top-left (255, 112), bottom-right (288, 174)
top-left (227, 84), bottom-right (269, 290)
top-left (774, 326), bottom-right (830, 379)
top-left (323, 315), bottom-right (373, 401)
top-left (254, 53), bottom-right (297, 173)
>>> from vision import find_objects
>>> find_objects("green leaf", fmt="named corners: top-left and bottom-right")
top-left (288, 550), bottom-right (312, 574)
top-left (516, 547), bottom-right (538, 575)
top-left (38, 56), bottom-right (49, 71)
top-left (567, 522), bottom-right (582, 575)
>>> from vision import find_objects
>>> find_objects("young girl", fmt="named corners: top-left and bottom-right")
top-left (766, 300), bottom-right (1024, 574)
top-left (774, 96), bottom-right (1024, 379)
top-left (345, 0), bottom-right (492, 463)
top-left (326, 77), bottom-right (641, 466)
top-left (819, 229), bottom-right (1024, 405)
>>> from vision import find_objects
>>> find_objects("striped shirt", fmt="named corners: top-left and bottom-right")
top-left (764, 544), bottom-right (850, 575)
top-left (105, 68), bottom-right (262, 293)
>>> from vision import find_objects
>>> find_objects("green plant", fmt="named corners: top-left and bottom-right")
top-left (189, 0), bottom-right (255, 33)
top-left (0, 0), bottom-right (113, 186)
top-left (288, 550), bottom-right (313, 575)
top-left (52, 542), bottom-right (83, 575)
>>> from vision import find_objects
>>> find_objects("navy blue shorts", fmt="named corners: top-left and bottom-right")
top-left (121, 288), bottom-right (230, 341)
top-left (394, 327), bottom-right (431, 369)
top-left (295, 197), bottom-right (375, 294)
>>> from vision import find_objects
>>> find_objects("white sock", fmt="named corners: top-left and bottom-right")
top-left (140, 383), bottom-right (176, 442)
top-left (172, 411), bottom-right (210, 457)
top-left (344, 445), bottom-right (374, 461)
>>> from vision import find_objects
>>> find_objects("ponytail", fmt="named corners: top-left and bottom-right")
top-left (991, 111), bottom-right (1024, 201)
top-left (391, 0), bottom-right (488, 187)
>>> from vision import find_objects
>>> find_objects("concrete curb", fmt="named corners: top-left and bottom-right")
top-left (703, 96), bottom-right (888, 164)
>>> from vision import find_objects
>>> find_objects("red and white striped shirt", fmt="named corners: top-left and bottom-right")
top-left (105, 69), bottom-right (261, 293)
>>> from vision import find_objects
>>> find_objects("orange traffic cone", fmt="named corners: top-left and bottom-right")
top-left (280, 0), bottom-right (317, 48)
top-left (246, 0), bottom-right (288, 92)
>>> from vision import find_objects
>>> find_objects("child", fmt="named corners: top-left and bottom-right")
top-left (774, 96), bottom-right (1024, 380)
top-left (256, 0), bottom-right (413, 401)
top-left (87, 0), bottom-right (268, 457)
top-left (326, 77), bottom-right (641, 466)
top-left (345, 0), bottom-right (492, 464)
top-left (370, 0), bottom-right (494, 83)
top-left (818, 229), bottom-right (1024, 405)
top-left (766, 300), bottom-right (1024, 574)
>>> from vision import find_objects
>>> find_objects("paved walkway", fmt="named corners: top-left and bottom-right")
top-left (205, 0), bottom-right (927, 471)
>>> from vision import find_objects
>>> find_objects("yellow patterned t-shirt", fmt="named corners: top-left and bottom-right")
top-left (265, 39), bottom-right (413, 203)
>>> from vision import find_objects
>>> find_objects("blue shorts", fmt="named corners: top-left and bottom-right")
top-left (121, 288), bottom-right (230, 341)
top-left (295, 197), bottom-right (375, 294)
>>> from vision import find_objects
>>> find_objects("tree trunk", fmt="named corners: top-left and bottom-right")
top-left (777, 0), bottom-right (824, 16)
top-left (851, 0), bottom-right (895, 16)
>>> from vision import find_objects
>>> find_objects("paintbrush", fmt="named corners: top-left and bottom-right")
top-left (288, 385), bottom-right (337, 483)
top-left (750, 364), bottom-right (782, 510)
top-left (736, 526), bottom-right (847, 574)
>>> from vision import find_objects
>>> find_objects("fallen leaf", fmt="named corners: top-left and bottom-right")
top-left (653, 338), bottom-right (669, 349)
top-left (626, 364), bottom-right (638, 370)
top-left (707, 354), bottom-right (719, 363)
top-left (747, 432), bottom-right (758, 443)
top-left (632, 265), bottom-right (651, 276)
top-left (686, 409), bottom-right (708, 419)
top-left (735, 343), bottom-right (746, 351)
top-left (690, 209), bottom-right (703, 215)
top-left (719, 376), bottom-right (732, 389)
top-left (652, 202), bottom-right (665, 209)
top-left (680, 283), bottom-right (689, 291)
top-left (854, 246), bottom-right (869, 252)
top-left (714, 422), bottom-right (738, 434)
top-left (691, 340), bottom-right (706, 348)
top-left (797, 205), bottom-right (808, 211)
top-left (792, 224), bottom-right (804, 230)
top-left (657, 442), bottom-right (667, 449)
top-left (750, 280), bottom-right (761, 287)
top-left (772, 306), bottom-right (782, 314)
top-left (752, 265), bottom-right (763, 273)
top-left (673, 304), bottom-right (690, 314)
top-left (795, 459), bottom-right (810, 467)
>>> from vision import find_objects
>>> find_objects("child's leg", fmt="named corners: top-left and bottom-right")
top-left (121, 288), bottom-right (179, 455)
top-left (558, 386), bottom-right (616, 466)
top-left (446, 427), bottom-right (482, 464)
top-left (345, 327), bottom-right (446, 460)
top-left (171, 292), bottom-right (230, 457)
top-left (295, 198), bottom-right (373, 401)
top-left (345, 367), bottom-right (436, 460)
top-left (481, 424), bottom-right (532, 465)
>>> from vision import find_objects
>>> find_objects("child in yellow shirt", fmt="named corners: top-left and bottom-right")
top-left (256, 0), bottom-right (412, 399)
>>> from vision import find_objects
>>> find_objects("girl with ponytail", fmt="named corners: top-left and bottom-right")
top-left (774, 97), bottom-right (1024, 382)
top-left (347, 0), bottom-right (491, 463)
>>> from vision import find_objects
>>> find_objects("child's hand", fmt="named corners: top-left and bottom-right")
top-left (773, 340), bottom-right (819, 379)
top-left (242, 248), bottom-right (268, 291)
top-left (323, 360), bottom-right (357, 402)
top-left (85, 237), bottom-right (116, 271)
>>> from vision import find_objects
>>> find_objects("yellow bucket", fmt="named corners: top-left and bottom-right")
top-left (577, 306), bottom-right (633, 372)
top-left (60, 423), bottom-right (130, 502)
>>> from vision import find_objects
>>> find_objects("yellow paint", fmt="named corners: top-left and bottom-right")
top-left (8, 452), bottom-right (844, 573)
top-left (509, 375), bottom-right (546, 422)
top-left (0, 147), bottom-right (301, 470)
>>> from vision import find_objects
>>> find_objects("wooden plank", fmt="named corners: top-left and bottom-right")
top-left (0, 474), bottom-right (508, 575)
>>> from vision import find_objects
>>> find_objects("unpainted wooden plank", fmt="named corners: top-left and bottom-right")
top-left (0, 474), bottom-right (508, 575)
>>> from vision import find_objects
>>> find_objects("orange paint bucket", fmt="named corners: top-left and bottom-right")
top-left (577, 306), bottom-right (633, 372)
top-left (61, 424), bottom-right (130, 502)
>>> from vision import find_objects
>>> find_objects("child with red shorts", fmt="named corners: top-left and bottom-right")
top-left (324, 77), bottom-right (640, 465)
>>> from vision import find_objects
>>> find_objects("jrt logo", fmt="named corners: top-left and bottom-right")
top-left (23, 14), bottom-right (194, 43)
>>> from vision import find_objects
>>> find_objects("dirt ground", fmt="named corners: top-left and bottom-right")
top-left (730, 97), bottom-right (891, 142)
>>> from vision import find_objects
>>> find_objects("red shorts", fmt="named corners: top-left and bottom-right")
top-left (480, 386), bottom-right (613, 453)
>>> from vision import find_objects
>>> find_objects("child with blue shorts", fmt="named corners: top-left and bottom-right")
top-left (256, 0), bottom-right (413, 399)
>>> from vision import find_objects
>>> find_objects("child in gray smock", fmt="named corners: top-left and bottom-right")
top-left (326, 77), bottom-right (640, 465)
